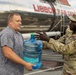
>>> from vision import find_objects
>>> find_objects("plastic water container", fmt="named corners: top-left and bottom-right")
top-left (23, 33), bottom-right (43, 70)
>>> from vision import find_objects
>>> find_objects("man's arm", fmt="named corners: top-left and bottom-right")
top-left (43, 38), bottom-right (76, 55)
top-left (2, 46), bottom-right (33, 71)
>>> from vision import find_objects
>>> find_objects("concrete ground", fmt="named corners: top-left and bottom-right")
top-left (24, 68), bottom-right (62, 75)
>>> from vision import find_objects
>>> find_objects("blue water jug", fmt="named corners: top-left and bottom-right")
top-left (23, 33), bottom-right (43, 70)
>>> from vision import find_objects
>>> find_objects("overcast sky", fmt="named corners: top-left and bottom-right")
top-left (68, 0), bottom-right (76, 11)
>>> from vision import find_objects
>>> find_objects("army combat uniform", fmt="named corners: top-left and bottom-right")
top-left (43, 28), bottom-right (76, 75)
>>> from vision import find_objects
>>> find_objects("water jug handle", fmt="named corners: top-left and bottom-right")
top-left (32, 65), bottom-right (37, 70)
top-left (32, 63), bottom-right (42, 70)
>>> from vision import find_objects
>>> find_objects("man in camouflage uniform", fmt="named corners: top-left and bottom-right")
top-left (35, 14), bottom-right (76, 75)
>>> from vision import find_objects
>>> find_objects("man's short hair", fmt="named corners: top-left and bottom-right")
top-left (8, 12), bottom-right (20, 21)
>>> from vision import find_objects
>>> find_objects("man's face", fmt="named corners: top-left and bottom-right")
top-left (70, 22), bottom-right (76, 32)
top-left (9, 15), bottom-right (22, 31)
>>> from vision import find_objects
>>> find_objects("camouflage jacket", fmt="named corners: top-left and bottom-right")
top-left (43, 33), bottom-right (76, 74)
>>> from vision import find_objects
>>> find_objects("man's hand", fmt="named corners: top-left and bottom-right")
top-left (24, 62), bottom-right (34, 71)
top-left (35, 32), bottom-right (50, 42)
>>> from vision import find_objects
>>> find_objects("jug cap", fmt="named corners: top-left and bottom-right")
top-left (31, 33), bottom-right (35, 36)
top-left (30, 33), bottom-right (35, 40)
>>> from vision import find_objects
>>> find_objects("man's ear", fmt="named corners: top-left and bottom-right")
top-left (8, 20), bottom-right (12, 25)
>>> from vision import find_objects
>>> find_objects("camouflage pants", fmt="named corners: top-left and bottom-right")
top-left (62, 64), bottom-right (76, 75)
top-left (61, 68), bottom-right (69, 75)
top-left (61, 69), bottom-right (76, 75)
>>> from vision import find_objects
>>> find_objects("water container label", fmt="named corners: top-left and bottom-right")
top-left (23, 57), bottom-right (39, 64)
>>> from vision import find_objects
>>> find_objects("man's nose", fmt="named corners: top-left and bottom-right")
top-left (19, 21), bottom-right (22, 25)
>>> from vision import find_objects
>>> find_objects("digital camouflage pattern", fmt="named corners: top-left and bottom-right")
top-left (43, 28), bottom-right (76, 75)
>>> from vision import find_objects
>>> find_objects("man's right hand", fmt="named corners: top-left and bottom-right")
top-left (35, 32), bottom-right (50, 42)
top-left (24, 62), bottom-right (34, 71)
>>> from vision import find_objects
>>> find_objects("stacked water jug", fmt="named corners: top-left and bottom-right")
top-left (23, 33), bottom-right (43, 70)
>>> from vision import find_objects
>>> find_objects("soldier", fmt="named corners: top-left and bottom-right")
top-left (35, 14), bottom-right (76, 75)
